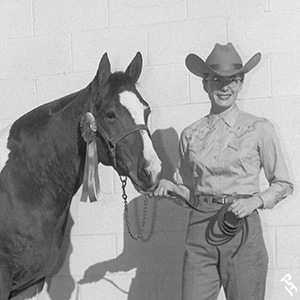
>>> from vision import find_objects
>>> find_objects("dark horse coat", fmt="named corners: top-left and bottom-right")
top-left (0, 53), bottom-right (161, 299)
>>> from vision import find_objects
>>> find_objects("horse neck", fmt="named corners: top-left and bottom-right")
top-left (51, 85), bottom-right (95, 192)
top-left (54, 83), bottom-right (92, 121)
top-left (61, 82), bottom-right (110, 164)
top-left (7, 85), bottom-right (94, 203)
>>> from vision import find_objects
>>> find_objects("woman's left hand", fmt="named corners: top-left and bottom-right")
top-left (227, 196), bottom-right (263, 218)
top-left (153, 179), bottom-right (176, 198)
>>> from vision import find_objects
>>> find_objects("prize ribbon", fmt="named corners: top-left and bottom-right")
top-left (80, 112), bottom-right (101, 202)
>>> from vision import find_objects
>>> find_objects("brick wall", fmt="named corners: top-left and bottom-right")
top-left (1, 1), bottom-right (299, 299)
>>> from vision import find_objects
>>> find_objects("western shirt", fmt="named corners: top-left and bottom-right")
top-left (175, 104), bottom-right (293, 209)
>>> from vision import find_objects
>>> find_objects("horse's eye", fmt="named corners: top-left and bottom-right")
top-left (105, 111), bottom-right (116, 119)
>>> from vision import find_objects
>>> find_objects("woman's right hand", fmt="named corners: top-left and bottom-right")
top-left (153, 179), bottom-right (176, 197)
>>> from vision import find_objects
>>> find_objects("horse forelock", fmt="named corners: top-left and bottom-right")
top-left (103, 71), bottom-right (140, 95)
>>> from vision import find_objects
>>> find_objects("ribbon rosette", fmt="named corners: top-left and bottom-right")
top-left (80, 112), bottom-right (102, 202)
top-left (80, 112), bottom-right (97, 144)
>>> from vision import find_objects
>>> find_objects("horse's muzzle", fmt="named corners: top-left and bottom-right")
top-left (130, 167), bottom-right (162, 194)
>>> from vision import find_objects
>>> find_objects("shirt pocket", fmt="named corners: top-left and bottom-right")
top-left (187, 142), bottom-right (206, 162)
top-left (187, 130), bottom-right (209, 159)
top-left (187, 141), bottom-right (208, 178)
top-left (227, 141), bottom-right (255, 172)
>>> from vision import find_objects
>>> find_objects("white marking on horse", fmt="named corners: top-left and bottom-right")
top-left (119, 91), bottom-right (161, 181)
top-left (0, 125), bottom-right (11, 173)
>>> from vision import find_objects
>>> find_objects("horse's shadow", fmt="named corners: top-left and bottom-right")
top-left (46, 214), bottom-right (75, 300)
top-left (74, 127), bottom-right (188, 300)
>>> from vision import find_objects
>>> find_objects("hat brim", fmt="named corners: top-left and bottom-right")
top-left (185, 52), bottom-right (261, 78)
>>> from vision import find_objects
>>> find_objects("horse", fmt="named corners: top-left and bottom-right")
top-left (0, 52), bottom-right (162, 299)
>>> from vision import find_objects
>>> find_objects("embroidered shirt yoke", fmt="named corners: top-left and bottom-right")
top-left (176, 104), bottom-right (293, 209)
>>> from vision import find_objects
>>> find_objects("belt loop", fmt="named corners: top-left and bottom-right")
top-left (221, 196), bottom-right (228, 204)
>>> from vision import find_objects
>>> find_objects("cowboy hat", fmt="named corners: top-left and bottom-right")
top-left (185, 43), bottom-right (261, 78)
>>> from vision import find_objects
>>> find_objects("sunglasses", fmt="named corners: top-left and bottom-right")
top-left (205, 76), bottom-right (243, 88)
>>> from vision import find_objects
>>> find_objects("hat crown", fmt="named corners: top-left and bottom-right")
top-left (206, 43), bottom-right (243, 72)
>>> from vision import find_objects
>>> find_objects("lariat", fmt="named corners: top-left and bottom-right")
top-left (207, 204), bottom-right (249, 258)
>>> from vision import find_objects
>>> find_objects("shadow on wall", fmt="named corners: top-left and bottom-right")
top-left (75, 127), bottom-right (188, 300)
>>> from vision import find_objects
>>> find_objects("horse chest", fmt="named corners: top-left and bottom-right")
top-left (36, 208), bottom-right (70, 278)
top-left (4, 205), bottom-right (70, 290)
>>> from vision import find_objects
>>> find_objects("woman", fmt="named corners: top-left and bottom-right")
top-left (154, 43), bottom-right (293, 300)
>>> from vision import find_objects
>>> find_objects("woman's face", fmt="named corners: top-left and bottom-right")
top-left (203, 75), bottom-right (243, 114)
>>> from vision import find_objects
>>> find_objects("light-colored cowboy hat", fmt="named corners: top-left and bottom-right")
top-left (185, 42), bottom-right (261, 78)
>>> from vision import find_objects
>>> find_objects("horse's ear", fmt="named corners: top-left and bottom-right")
top-left (95, 53), bottom-right (111, 87)
top-left (125, 52), bottom-right (143, 83)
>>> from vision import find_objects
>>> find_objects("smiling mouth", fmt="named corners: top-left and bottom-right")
top-left (217, 94), bottom-right (231, 100)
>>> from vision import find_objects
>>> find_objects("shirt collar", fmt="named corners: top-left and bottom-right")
top-left (208, 104), bottom-right (240, 128)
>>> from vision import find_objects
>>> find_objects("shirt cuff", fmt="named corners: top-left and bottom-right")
top-left (257, 190), bottom-right (278, 209)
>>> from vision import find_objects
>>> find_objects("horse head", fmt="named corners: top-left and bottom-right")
top-left (86, 52), bottom-right (162, 193)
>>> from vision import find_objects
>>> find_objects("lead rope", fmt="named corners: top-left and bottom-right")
top-left (75, 284), bottom-right (81, 300)
top-left (120, 176), bottom-right (148, 240)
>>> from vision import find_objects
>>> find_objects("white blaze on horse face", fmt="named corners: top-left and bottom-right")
top-left (0, 125), bottom-right (11, 173)
top-left (119, 91), bottom-right (161, 182)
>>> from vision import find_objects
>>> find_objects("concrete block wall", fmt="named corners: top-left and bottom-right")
top-left (0, 1), bottom-right (299, 299)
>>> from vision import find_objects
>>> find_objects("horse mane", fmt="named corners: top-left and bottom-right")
top-left (48, 90), bottom-right (81, 115)
top-left (7, 88), bottom-right (84, 153)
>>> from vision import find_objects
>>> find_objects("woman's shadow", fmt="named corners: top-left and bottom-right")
top-left (77, 128), bottom-right (189, 300)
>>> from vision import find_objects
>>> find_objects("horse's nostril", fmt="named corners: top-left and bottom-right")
top-left (141, 166), bottom-right (151, 181)
top-left (138, 161), bottom-right (151, 182)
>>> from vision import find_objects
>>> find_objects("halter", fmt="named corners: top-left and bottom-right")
top-left (96, 121), bottom-right (150, 168)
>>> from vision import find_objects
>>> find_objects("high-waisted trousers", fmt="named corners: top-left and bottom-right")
top-left (182, 205), bottom-right (269, 300)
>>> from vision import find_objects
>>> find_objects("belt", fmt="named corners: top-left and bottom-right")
top-left (197, 194), bottom-right (252, 205)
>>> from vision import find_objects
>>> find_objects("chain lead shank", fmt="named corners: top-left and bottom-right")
top-left (120, 176), bottom-right (148, 240)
